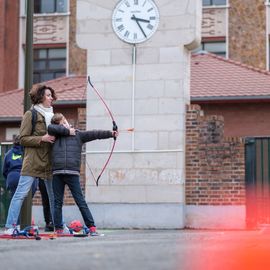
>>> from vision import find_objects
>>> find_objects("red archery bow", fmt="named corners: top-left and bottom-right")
top-left (87, 76), bottom-right (118, 186)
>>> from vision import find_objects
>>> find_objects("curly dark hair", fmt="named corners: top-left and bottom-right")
top-left (29, 84), bottom-right (57, 105)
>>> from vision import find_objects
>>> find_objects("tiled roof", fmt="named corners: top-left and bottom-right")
top-left (2, 53), bottom-right (270, 120)
top-left (48, 76), bottom-right (86, 102)
top-left (191, 52), bottom-right (270, 101)
top-left (0, 76), bottom-right (86, 119)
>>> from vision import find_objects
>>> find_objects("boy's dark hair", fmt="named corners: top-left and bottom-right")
top-left (51, 113), bottom-right (64, 125)
top-left (29, 84), bottom-right (57, 105)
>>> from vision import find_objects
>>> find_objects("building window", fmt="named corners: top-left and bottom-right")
top-left (203, 0), bottom-right (227, 6)
top-left (33, 48), bottom-right (66, 83)
top-left (202, 41), bottom-right (226, 56)
top-left (193, 41), bottom-right (226, 57)
top-left (34, 0), bottom-right (67, 14)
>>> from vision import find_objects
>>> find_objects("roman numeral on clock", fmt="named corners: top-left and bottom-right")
top-left (124, 31), bottom-right (130, 37)
top-left (118, 24), bottom-right (125, 31)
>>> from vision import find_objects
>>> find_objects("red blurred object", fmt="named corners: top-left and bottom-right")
top-left (69, 220), bottom-right (83, 232)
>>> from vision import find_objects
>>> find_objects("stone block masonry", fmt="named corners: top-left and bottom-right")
top-left (75, 0), bottom-right (202, 229)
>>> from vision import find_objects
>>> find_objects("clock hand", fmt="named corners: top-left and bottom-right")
top-left (131, 15), bottom-right (147, 38)
top-left (131, 15), bottom-right (150, 23)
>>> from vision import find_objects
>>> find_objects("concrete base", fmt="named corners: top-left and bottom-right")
top-left (185, 205), bottom-right (246, 229)
top-left (33, 203), bottom-right (185, 229)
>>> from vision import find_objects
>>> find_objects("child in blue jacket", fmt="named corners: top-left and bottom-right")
top-left (2, 136), bottom-right (37, 198)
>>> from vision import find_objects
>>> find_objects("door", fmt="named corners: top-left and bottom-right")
top-left (245, 137), bottom-right (270, 228)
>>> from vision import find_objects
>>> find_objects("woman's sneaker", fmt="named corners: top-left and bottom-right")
top-left (4, 228), bottom-right (16, 235)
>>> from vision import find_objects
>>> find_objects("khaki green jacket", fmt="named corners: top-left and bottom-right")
top-left (20, 110), bottom-right (52, 180)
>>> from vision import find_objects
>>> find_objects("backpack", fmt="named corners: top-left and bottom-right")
top-left (30, 108), bottom-right (37, 135)
top-left (20, 109), bottom-right (37, 159)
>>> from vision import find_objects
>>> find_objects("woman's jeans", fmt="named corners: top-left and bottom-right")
top-left (7, 171), bottom-right (38, 198)
top-left (53, 174), bottom-right (95, 229)
top-left (5, 175), bottom-right (54, 228)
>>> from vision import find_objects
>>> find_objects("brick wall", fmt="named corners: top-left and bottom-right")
top-left (186, 104), bottom-right (245, 205)
top-left (33, 107), bottom-right (87, 206)
top-left (229, 0), bottom-right (266, 69)
top-left (69, 0), bottom-right (87, 75)
top-left (193, 102), bottom-right (270, 138)
top-left (0, 1), bottom-right (19, 93)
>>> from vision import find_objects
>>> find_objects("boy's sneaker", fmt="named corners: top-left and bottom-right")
top-left (4, 228), bottom-right (16, 235)
top-left (55, 229), bottom-right (64, 235)
top-left (89, 226), bottom-right (99, 236)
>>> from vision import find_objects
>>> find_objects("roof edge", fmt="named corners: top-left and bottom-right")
top-left (0, 117), bottom-right (22, 123)
top-left (191, 95), bottom-right (270, 102)
top-left (54, 100), bottom-right (86, 106)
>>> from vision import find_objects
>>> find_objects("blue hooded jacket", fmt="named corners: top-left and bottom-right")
top-left (3, 145), bottom-right (23, 178)
top-left (2, 145), bottom-right (23, 190)
top-left (3, 144), bottom-right (37, 196)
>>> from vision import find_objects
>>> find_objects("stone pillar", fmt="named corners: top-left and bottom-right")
top-left (76, 0), bottom-right (201, 228)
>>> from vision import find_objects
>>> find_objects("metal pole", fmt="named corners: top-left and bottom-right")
top-left (20, 0), bottom-right (33, 229)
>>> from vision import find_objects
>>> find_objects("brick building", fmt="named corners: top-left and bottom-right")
top-left (201, 0), bottom-right (269, 70)
top-left (0, 0), bottom-right (86, 95)
top-left (185, 0), bottom-right (270, 228)
top-left (191, 52), bottom-right (270, 137)
top-left (0, 0), bottom-right (86, 140)
top-left (0, 1), bottom-right (20, 92)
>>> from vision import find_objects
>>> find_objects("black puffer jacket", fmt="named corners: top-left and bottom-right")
top-left (48, 124), bottom-right (113, 174)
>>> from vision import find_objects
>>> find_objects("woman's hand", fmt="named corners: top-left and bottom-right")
top-left (42, 134), bottom-right (55, 143)
top-left (63, 118), bottom-right (71, 129)
top-left (69, 128), bottom-right (76, 136)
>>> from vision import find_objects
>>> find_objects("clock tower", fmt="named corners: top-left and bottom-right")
top-left (76, 0), bottom-right (201, 228)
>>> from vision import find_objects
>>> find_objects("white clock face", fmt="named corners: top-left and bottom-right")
top-left (112, 0), bottom-right (159, 44)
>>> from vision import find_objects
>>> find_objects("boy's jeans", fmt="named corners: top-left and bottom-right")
top-left (53, 174), bottom-right (95, 229)
top-left (5, 175), bottom-right (54, 228)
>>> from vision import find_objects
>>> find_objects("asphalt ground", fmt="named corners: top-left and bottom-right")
top-left (0, 228), bottom-right (270, 270)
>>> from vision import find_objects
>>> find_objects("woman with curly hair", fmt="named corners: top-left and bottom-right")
top-left (4, 84), bottom-right (57, 234)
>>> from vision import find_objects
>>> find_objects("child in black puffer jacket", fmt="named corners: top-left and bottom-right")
top-left (48, 113), bottom-right (117, 235)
